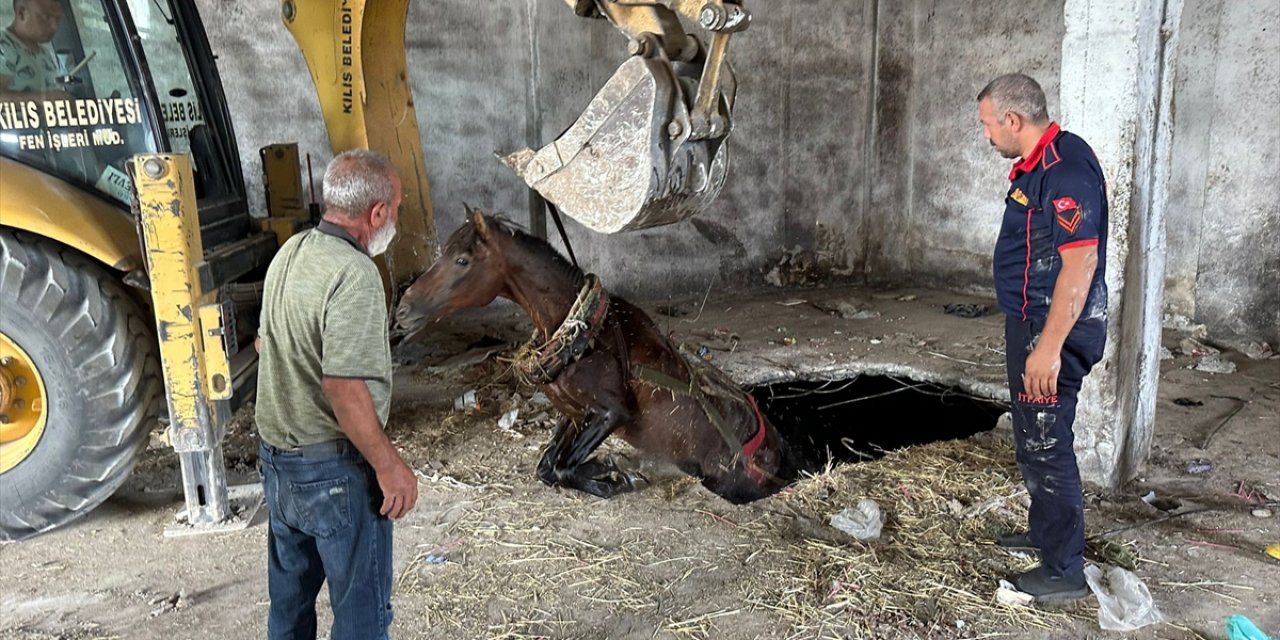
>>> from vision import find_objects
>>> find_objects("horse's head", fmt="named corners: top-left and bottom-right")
top-left (395, 206), bottom-right (508, 332)
top-left (712, 412), bottom-right (796, 505)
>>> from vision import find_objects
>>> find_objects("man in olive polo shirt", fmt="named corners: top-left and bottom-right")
top-left (256, 149), bottom-right (418, 640)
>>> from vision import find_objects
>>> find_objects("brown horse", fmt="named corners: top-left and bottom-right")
top-left (395, 209), bottom-right (793, 503)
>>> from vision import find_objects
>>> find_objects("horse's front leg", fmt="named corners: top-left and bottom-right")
top-left (536, 416), bottom-right (575, 487)
top-left (537, 406), bottom-right (643, 498)
top-left (535, 355), bottom-right (641, 499)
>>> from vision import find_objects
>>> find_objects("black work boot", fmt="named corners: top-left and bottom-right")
top-left (996, 532), bottom-right (1038, 554)
top-left (1008, 565), bottom-right (1089, 603)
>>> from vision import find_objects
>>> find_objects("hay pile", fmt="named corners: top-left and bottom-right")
top-left (756, 437), bottom-right (1081, 638)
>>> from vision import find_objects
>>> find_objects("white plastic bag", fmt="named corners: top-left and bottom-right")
top-left (830, 499), bottom-right (885, 541)
top-left (1084, 564), bottom-right (1164, 631)
top-left (498, 409), bottom-right (519, 430)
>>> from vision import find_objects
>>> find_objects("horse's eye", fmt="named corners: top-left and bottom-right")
top-left (455, 257), bottom-right (469, 267)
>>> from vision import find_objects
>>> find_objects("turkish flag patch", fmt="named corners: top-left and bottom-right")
top-left (1053, 196), bottom-right (1082, 233)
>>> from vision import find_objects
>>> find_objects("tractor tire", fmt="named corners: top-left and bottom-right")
top-left (0, 230), bottom-right (161, 541)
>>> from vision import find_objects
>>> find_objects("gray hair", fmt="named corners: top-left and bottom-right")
top-left (977, 74), bottom-right (1050, 125)
top-left (322, 149), bottom-right (396, 219)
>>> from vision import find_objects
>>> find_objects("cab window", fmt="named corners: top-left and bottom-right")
top-left (0, 0), bottom-right (153, 204)
top-left (127, 0), bottom-right (232, 201)
top-left (125, 0), bottom-right (203, 154)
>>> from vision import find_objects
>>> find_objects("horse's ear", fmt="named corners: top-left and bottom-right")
top-left (471, 208), bottom-right (489, 239)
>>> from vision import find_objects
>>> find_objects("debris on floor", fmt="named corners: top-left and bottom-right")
top-left (1164, 313), bottom-right (1209, 339)
top-left (1085, 564), bottom-right (1164, 632)
top-left (1194, 357), bottom-right (1239, 374)
top-left (812, 298), bottom-right (881, 320)
top-left (147, 590), bottom-right (186, 618)
top-left (829, 499), bottom-right (885, 541)
top-left (497, 409), bottom-right (519, 432)
top-left (1140, 490), bottom-right (1183, 512)
top-left (1226, 613), bottom-right (1272, 640)
top-left (453, 390), bottom-right (479, 412)
top-left (942, 303), bottom-right (991, 318)
top-left (1181, 338), bottom-right (1239, 374)
top-left (1186, 460), bottom-right (1214, 474)
top-left (691, 327), bottom-right (741, 353)
top-left (1230, 481), bottom-right (1271, 507)
top-left (1180, 338), bottom-right (1213, 356)
top-left (1239, 342), bottom-right (1275, 360)
top-left (656, 302), bottom-right (692, 318)
top-left (995, 580), bottom-right (1035, 607)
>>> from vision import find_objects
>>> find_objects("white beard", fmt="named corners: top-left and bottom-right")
top-left (368, 221), bottom-right (398, 256)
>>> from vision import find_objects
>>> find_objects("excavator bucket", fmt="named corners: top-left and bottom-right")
top-left (504, 1), bottom-right (749, 234)
top-left (503, 56), bottom-right (734, 234)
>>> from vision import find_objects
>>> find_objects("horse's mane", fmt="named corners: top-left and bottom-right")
top-left (449, 213), bottom-right (584, 287)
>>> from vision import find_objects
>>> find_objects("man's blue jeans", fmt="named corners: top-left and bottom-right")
top-left (1005, 315), bottom-right (1106, 578)
top-left (259, 440), bottom-right (393, 640)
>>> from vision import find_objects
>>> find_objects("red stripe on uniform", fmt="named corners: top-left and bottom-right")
top-left (1021, 208), bottom-right (1032, 321)
top-left (1058, 239), bottom-right (1098, 251)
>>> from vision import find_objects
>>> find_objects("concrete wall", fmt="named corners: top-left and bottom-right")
top-left (1163, 0), bottom-right (1280, 346)
top-left (193, 0), bottom-right (1278, 343)
top-left (865, 1), bottom-right (1065, 294)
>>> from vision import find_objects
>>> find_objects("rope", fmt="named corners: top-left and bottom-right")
top-left (511, 274), bottom-right (608, 386)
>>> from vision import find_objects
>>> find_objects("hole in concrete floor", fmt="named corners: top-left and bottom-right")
top-left (749, 375), bottom-right (1007, 474)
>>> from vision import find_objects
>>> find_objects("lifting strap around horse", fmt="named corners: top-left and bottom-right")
top-left (546, 198), bottom-right (579, 269)
top-left (512, 274), bottom-right (609, 386)
top-left (630, 358), bottom-right (770, 484)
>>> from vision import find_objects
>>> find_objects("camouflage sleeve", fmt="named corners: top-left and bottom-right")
top-left (0, 39), bottom-right (20, 80)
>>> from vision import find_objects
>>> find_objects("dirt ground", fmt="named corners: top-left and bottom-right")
top-left (1, 285), bottom-right (1277, 640)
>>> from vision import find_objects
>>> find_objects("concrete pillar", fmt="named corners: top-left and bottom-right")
top-left (1058, 0), bottom-right (1183, 488)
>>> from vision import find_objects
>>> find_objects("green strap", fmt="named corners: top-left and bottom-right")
top-left (632, 361), bottom-right (744, 463)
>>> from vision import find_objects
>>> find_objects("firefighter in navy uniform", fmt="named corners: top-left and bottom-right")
top-left (977, 73), bottom-right (1109, 603)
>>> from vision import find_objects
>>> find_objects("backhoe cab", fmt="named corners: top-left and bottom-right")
top-left (505, 0), bottom-right (749, 233)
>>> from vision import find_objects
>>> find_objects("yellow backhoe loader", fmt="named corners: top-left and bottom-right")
top-left (0, 0), bottom-right (748, 540)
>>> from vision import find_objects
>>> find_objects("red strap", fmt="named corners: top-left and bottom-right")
top-left (742, 394), bottom-right (768, 483)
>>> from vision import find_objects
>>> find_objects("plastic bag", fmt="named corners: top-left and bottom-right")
top-left (995, 579), bottom-right (1034, 607)
top-left (498, 409), bottom-right (519, 430)
top-left (830, 499), bottom-right (885, 541)
top-left (1084, 564), bottom-right (1164, 631)
top-left (1227, 614), bottom-right (1273, 640)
